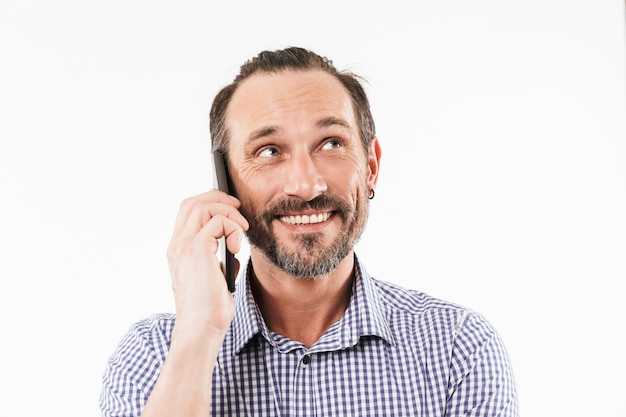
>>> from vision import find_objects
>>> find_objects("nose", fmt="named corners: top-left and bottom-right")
top-left (282, 152), bottom-right (328, 201)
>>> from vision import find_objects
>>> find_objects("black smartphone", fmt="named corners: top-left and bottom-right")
top-left (212, 150), bottom-right (237, 293)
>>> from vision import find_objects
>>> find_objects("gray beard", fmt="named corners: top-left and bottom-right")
top-left (242, 192), bottom-right (368, 279)
top-left (262, 228), bottom-right (351, 278)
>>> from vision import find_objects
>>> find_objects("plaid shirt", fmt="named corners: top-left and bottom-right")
top-left (100, 255), bottom-right (518, 416)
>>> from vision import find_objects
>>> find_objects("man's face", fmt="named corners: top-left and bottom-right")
top-left (225, 70), bottom-right (379, 278)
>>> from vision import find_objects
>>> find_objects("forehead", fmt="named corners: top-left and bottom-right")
top-left (226, 70), bottom-right (356, 136)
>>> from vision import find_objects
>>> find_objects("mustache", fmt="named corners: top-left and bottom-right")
top-left (259, 194), bottom-right (352, 224)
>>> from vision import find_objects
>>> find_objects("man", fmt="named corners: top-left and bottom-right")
top-left (100, 47), bottom-right (519, 416)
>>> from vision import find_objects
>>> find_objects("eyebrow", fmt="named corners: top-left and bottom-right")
top-left (247, 126), bottom-right (278, 142)
top-left (247, 116), bottom-right (350, 142)
top-left (247, 117), bottom-right (351, 143)
top-left (316, 116), bottom-right (351, 130)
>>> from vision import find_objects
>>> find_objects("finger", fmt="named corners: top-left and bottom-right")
top-left (178, 203), bottom-right (248, 239)
top-left (195, 214), bottom-right (247, 255)
top-left (173, 190), bottom-right (240, 229)
top-left (173, 191), bottom-right (248, 237)
top-left (173, 190), bottom-right (239, 226)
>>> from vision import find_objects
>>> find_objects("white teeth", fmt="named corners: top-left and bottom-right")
top-left (280, 212), bottom-right (331, 225)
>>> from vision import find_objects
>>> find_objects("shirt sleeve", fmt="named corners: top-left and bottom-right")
top-left (446, 312), bottom-right (519, 417)
top-left (99, 315), bottom-right (172, 417)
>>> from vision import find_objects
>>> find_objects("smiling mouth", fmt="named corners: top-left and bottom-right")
top-left (278, 212), bottom-right (332, 225)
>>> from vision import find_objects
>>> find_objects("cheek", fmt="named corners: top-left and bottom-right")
top-left (233, 170), bottom-right (272, 206)
top-left (326, 166), bottom-right (366, 196)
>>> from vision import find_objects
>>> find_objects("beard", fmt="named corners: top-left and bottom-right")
top-left (239, 186), bottom-right (370, 278)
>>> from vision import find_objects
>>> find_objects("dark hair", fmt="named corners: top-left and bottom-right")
top-left (209, 47), bottom-right (376, 158)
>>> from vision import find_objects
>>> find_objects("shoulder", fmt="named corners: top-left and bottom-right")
top-left (370, 278), bottom-right (497, 339)
top-left (100, 313), bottom-right (176, 414)
top-left (372, 278), bottom-right (468, 316)
top-left (128, 312), bottom-right (176, 337)
top-left (114, 313), bottom-right (177, 360)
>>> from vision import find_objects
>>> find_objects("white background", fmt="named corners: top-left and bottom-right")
top-left (1, 1), bottom-right (625, 416)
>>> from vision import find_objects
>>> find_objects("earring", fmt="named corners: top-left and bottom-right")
top-left (368, 188), bottom-right (375, 200)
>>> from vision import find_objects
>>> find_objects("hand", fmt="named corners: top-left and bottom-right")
top-left (166, 190), bottom-right (249, 334)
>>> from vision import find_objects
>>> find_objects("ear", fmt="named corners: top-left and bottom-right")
top-left (366, 136), bottom-right (382, 190)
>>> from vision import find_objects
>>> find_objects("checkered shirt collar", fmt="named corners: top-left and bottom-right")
top-left (230, 254), bottom-right (394, 355)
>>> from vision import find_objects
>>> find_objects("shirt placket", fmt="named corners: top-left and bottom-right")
top-left (263, 333), bottom-right (318, 417)
top-left (291, 351), bottom-right (316, 417)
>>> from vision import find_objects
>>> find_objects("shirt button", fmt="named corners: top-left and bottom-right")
top-left (302, 355), bottom-right (310, 365)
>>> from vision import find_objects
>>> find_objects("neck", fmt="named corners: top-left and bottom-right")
top-left (249, 250), bottom-right (355, 348)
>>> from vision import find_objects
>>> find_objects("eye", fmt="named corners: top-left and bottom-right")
top-left (258, 146), bottom-right (280, 158)
top-left (321, 138), bottom-right (343, 151)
